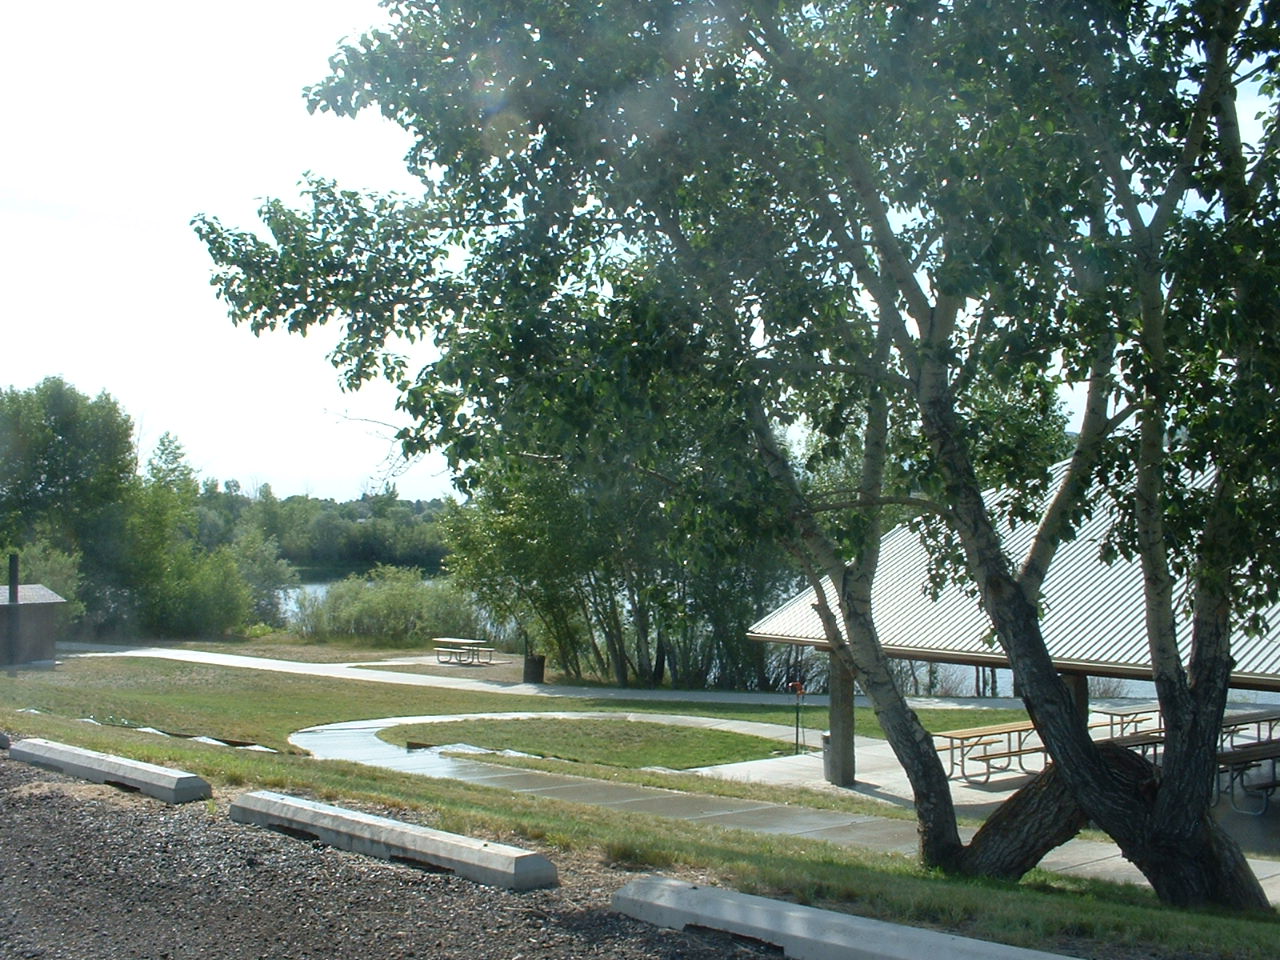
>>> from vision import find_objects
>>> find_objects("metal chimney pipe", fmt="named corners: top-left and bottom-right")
top-left (7, 553), bottom-right (16, 605)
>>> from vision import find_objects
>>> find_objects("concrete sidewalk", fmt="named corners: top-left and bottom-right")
top-left (59, 644), bottom-right (1280, 903)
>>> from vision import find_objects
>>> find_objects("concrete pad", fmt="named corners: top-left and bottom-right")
top-left (10, 737), bottom-right (210, 803)
top-left (229, 790), bottom-right (557, 890)
top-left (1259, 874), bottom-right (1280, 904)
top-left (600, 793), bottom-right (776, 818)
top-left (1041, 852), bottom-right (1146, 886)
top-left (1246, 858), bottom-right (1280, 881)
top-left (518, 781), bottom-right (671, 804)
top-left (613, 876), bottom-right (1076, 960)
top-left (793, 819), bottom-right (920, 855)
top-left (462, 770), bottom-right (595, 791)
top-left (690, 805), bottom-right (857, 836)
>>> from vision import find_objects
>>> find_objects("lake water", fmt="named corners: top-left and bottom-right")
top-left (281, 582), bottom-right (329, 618)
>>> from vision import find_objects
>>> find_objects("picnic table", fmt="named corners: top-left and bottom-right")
top-left (934, 720), bottom-right (1043, 782)
top-left (1219, 707), bottom-right (1280, 748)
top-left (1091, 702), bottom-right (1162, 739)
top-left (1105, 729), bottom-right (1165, 763)
top-left (433, 638), bottom-right (496, 665)
top-left (1216, 738), bottom-right (1280, 815)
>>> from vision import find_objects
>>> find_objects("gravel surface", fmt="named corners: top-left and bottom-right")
top-left (0, 744), bottom-right (776, 960)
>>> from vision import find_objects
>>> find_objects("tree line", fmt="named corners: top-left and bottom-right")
top-left (0, 377), bottom-right (449, 638)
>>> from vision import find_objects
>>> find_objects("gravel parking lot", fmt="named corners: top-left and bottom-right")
top-left (0, 743), bottom-right (774, 960)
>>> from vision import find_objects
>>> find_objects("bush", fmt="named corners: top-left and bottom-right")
top-left (291, 566), bottom-right (483, 646)
top-left (2, 539), bottom-right (86, 635)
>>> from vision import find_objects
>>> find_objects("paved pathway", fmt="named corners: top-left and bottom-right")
top-left (63, 644), bottom-right (1280, 903)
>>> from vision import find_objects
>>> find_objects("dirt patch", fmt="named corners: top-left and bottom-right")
top-left (7, 778), bottom-right (159, 808)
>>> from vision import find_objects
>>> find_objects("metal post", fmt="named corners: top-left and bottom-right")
top-left (790, 681), bottom-right (805, 754)
top-left (6, 553), bottom-right (18, 668)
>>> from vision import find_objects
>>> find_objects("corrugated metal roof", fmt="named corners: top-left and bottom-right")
top-left (0, 585), bottom-right (66, 605)
top-left (749, 473), bottom-right (1280, 690)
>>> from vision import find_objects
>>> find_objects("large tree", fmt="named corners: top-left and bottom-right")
top-left (197, 0), bottom-right (1280, 909)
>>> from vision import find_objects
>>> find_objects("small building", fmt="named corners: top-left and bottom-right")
top-left (1, 558), bottom-right (65, 666)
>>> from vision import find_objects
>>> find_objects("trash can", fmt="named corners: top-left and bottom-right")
top-left (523, 653), bottom-right (546, 684)
top-left (822, 731), bottom-right (833, 781)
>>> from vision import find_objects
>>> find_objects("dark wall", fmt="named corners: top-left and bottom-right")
top-left (0, 599), bottom-right (59, 665)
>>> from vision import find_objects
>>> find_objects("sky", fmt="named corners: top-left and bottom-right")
top-left (0, 1), bottom-right (456, 502)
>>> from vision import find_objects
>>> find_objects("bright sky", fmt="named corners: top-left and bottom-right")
top-left (0, 1), bottom-right (456, 502)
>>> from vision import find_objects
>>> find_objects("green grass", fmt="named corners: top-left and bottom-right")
top-left (380, 716), bottom-right (787, 768)
top-left (6, 651), bottom-right (1280, 959)
top-left (3, 703), bottom-right (1279, 959)
top-left (4, 656), bottom-right (1025, 751)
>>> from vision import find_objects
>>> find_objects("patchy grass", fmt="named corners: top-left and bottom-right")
top-left (11, 655), bottom-right (1025, 752)
top-left (380, 716), bottom-right (786, 769)
top-left (3, 705), bottom-right (1279, 960)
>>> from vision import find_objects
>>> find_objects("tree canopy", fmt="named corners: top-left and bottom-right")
top-left (196, 0), bottom-right (1280, 909)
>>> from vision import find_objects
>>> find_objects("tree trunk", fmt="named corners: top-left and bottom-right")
top-left (958, 743), bottom-right (1269, 910)
top-left (960, 762), bottom-right (1088, 880)
top-left (916, 387), bottom-right (1270, 909)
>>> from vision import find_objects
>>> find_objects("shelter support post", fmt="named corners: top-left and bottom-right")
top-left (826, 651), bottom-right (856, 786)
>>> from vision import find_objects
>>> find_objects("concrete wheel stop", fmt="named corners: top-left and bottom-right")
top-left (9, 737), bottom-right (211, 803)
top-left (229, 790), bottom-right (558, 890)
top-left (612, 876), bottom-right (1077, 960)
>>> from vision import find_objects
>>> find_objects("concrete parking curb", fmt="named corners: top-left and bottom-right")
top-left (229, 790), bottom-right (558, 890)
top-left (612, 876), bottom-right (1078, 960)
top-left (9, 738), bottom-right (211, 804)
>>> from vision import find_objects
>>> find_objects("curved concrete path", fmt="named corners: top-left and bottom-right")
top-left (58, 644), bottom-right (1280, 903)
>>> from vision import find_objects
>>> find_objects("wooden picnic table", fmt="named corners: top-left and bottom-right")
top-left (1104, 729), bottom-right (1165, 763)
top-left (1216, 738), bottom-right (1280, 815)
top-left (1091, 702), bottom-right (1162, 739)
top-left (1219, 707), bottom-right (1280, 748)
top-left (934, 720), bottom-right (1042, 783)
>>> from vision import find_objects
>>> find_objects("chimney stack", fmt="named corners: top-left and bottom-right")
top-left (7, 553), bottom-right (16, 605)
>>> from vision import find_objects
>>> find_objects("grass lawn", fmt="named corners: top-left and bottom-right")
top-left (380, 716), bottom-right (788, 768)
top-left (3, 649), bottom-right (1279, 959)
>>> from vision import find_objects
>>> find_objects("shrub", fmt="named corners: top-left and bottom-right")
top-left (291, 566), bottom-right (483, 646)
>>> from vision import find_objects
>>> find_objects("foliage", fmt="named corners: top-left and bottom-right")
top-left (0, 538), bottom-right (86, 631)
top-left (195, 0), bottom-right (1280, 908)
top-left (291, 564), bottom-right (483, 646)
top-left (0, 377), bottom-right (136, 549)
top-left (123, 433), bottom-right (253, 637)
top-left (0, 377), bottom-right (137, 629)
top-left (442, 459), bottom-right (795, 688)
top-left (229, 527), bottom-right (300, 627)
top-left (198, 480), bottom-right (450, 578)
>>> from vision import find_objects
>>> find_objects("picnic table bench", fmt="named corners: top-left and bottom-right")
top-left (433, 638), bottom-right (496, 665)
top-left (1091, 702), bottom-right (1162, 739)
top-left (1216, 739), bottom-right (1280, 815)
top-left (1104, 729), bottom-right (1166, 763)
top-left (1219, 707), bottom-right (1280, 748)
top-left (936, 716), bottom-right (1119, 783)
top-left (934, 720), bottom-right (1044, 782)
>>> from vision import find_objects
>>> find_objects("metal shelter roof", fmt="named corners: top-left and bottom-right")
top-left (748, 481), bottom-right (1280, 692)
